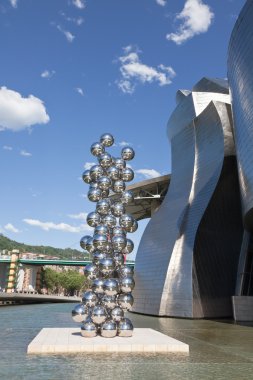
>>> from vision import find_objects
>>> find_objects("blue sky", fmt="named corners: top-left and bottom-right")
top-left (0, 0), bottom-right (245, 257)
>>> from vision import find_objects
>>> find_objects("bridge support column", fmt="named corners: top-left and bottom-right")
top-left (36, 266), bottom-right (42, 292)
top-left (6, 250), bottom-right (20, 293)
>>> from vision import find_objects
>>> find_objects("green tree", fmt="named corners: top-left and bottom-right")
top-left (42, 268), bottom-right (61, 294)
top-left (59, 270), bottom-right (85, 296)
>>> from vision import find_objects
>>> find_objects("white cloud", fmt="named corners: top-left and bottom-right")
top-left (9, 0), bottom-right (17, 8)
top-left (0, 87), bottom-right (49, 132)
top-left (23, 218), bottom-right (91, 233)
top-left (72, 0), bottom-right (86, 9)
top-left (117, 46), bottom-right (176, 94)
top-left (20, 150), bottom-right (32, 157)
top-left (136, 169), bottom-right (162, 179)
top-left (119, 141), bottom-right (132, 147)
top-left (68, 212), bottom-right (87, 220)
top-left (84, 162), bottom-right (96, 170)
top-left (4, 223), bottom-right (19, 233)
top-left (75, 87), bottom-right (84, 96)
top-left (156, 0), bottom-right (166, 6)
top-left (60, 12), bottom-right (84, 26)
top-left (41, 70), bottom-right (55, 79)
top-left (3, 145), bottom-right (13, 150)
top-left (166, 0), bottom-right (214, 45)
top-left (57, 25), bottom-right (75, 43)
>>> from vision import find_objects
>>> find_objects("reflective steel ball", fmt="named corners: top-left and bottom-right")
top-left (85, 237), bottom-right (95, 254)
top-left (100, 133), bottom-right (114, 147)
top-left (107, 166), bottom-right (120, 181)
top-left (93, 233), bottom-right (108, 250)
top-left (111, 306), bottom-right (124, 322)
top-left (82, 169), bottom-right (92, 184)
top-left (89, 181), bottom-right (99, 189)
top-left (112, 235), bottom-right (127, 252)
top-left (117, 293), bottom-right (134, 311)
top-left (120, 277), bottom-right (135, 293)
top-left (114, 253), bottom-right (124, 267)
top-left (101, 189), bottom-right (110, 199)
top-left (121, 146), bottom-right (135, 161)
top-left (98, 176), bottom-right (111, 191)
top-left (96, 199), bottom-right (111, 216)
top-left (117, 318), bottom-right (134, 337)
top-left (102, 214), bottom-right (117, 228)
top-left (100, 320), bottom-right (117, 338)
top-left (90, 142), bottom-right (105, 157)
top-left (112, 180), bottom-right (126, 193)
top-left (119, 265), bottom-right (134, 278)
top-left (90, 165), bottom-right (104, 181)
top-left (103, 278), bottom-right (119, 296)
top-left (81, 321), bottom-right (97, 338)
top-left (84, 264), bottom-right (99, 280)
top-left (82, 291), bottom-right (98, 307)
top-left (121, 190), bottom-right (134, 205)
top-left (91, 278), bottom-right (104, 294)
top-left (128, 219), bottom-right (138, 233)
top-left (121, 167), bottom-right (134, 182)
top-left (98, 153), bottom-right (112, 169)
top-left (101, 294), bottom-right (117, 310)
top-left (72, 303), bottom-right (89, 323)
top-left (112, 226), bottom-right (126, 237)
top-left (80, 235), bottom-right (91, 250)
top-left (92, 251), bottom-right (106, 265)
top-left (86, 211), bottom-right (101, 227)
top-left (91, 305), bottom-right (107, 325)
top-left (87, 188), bottom-right (102, 202)
top-left (122, 238), bottom-right (134, 254)
top-left (111, 202), bottom-right (125, 217)
top-left (119, 214), bottom-right (135, 229)
top-left (94, 224), bottom-right (109, 235)
top-left (114, 158), bottom-right (126, 170)
top-left (99, 257), bottom-right (115, 276)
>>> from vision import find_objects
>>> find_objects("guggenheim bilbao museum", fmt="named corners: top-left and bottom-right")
top-left (131, 0), bottom-right (253, 319)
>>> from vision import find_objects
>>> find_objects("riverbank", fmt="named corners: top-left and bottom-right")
top-left (0, 292), bottom-right (80, 305)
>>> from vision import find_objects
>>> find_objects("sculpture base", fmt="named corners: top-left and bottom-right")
top-left (27, 328), bottom-right (189, 354)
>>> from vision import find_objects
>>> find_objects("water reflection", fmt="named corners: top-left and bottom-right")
top-left (0, 304), bottom-right (252, 380)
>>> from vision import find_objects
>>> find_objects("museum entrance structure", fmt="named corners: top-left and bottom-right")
top-left (132, 78), bottom-right (244, 318)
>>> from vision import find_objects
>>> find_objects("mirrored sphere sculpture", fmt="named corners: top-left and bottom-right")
top-left (82, 169), bottom-right (92, 184)
top-left (72, 133), bottom-right (136, 338)
top-left (82, 291), bottom-right (98, 307)
top-left (91, 305), bottom-right (107, 325)
top-left (72, 303), bottom-right (88, 323)
top-left (111, 306), bottom-right (124, 322)
top-left (81, 321), bottom-right (98, 338)
top-left (90, 142), bottom-right (105, 157)
top-left (117, 318), bottom-right (134, 337)
top-left (103, 278), bottom-right (119, 296)
top-left (100, 133), bottom-right (114, 147)
top-left (100, 320), bottom-right (117, 338)
top-left (121, 147), bottom-right (135, 161)
top-left (84, 264), bottom-right (98, 280)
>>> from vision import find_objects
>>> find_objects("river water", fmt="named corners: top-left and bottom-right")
top-left (0, 303), bottom-right (253, 380)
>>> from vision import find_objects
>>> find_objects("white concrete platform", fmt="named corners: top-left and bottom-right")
top-left (27, 328), bottom-right (189, 354)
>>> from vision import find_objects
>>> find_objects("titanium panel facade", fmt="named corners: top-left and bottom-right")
top-left (132, 79), bottom-right (243, 318)
top-left (228, 0), bottom-right (253, 231)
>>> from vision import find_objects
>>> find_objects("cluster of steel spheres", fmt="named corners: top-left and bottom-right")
top-left (72, 133), bottom-right (137, 338)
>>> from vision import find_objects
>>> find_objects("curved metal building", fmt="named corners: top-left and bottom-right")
top-left (132, 78), bottom-right (243, 318)
top-left (228, 0), bottom-right (253, 311)
top-left (228, 0), bottom-right (253, 231)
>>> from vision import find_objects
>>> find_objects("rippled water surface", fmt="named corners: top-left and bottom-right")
top-left (0, 303), bottom-right (253, 380)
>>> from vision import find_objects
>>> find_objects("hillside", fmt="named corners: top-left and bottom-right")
top-left (0, 234), bottom-right (88, 260)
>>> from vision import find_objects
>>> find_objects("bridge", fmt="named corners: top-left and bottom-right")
top-left (0, 258), bottom-right (135, 266)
